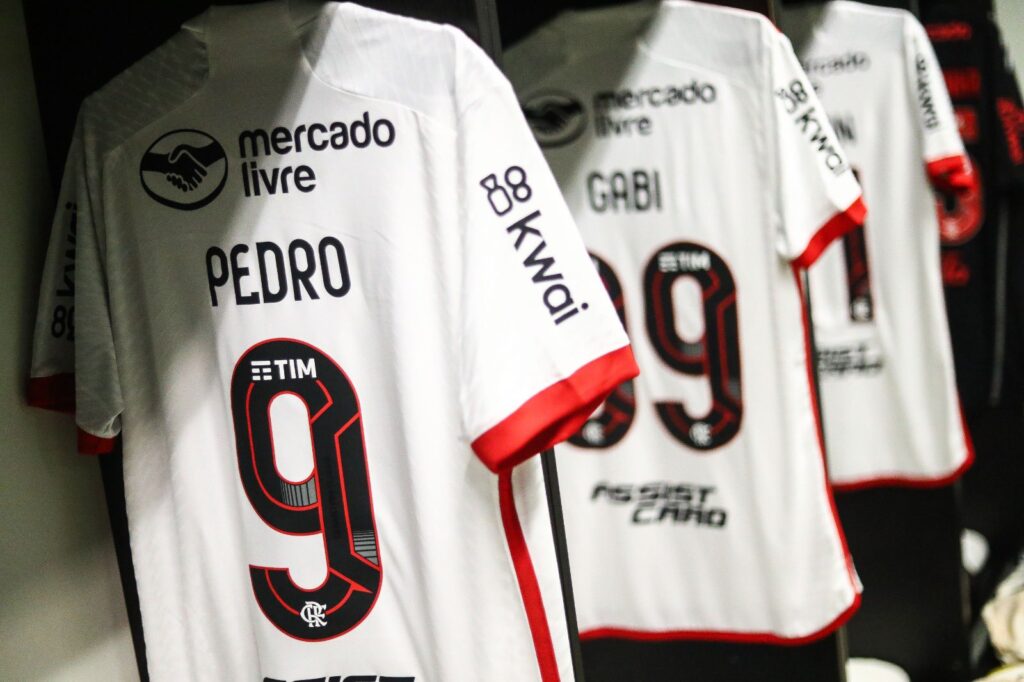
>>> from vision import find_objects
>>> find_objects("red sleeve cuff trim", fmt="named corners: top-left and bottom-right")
top-left (792, 196), bottom-right (867, 270)
top-left (927, 154), bottom-right (972, 193)
top-left (472, 345), bottom-right (640, 473)
top-left (27, 373), bottom-right (75, 413)
top-left (78, 428), bottom-right (116, 455)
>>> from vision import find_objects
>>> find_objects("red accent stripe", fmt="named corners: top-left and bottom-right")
top-left (77, 428), bottom-right (116, 455)
top-left (472, 345), bottom-right (639, 473)
top-left (792, 264), bottom-right (861, 612)
top-left (792, 197), bottom-right (867, 270)
top-left (29, 374), bottom-right (117, 456)
top-left (579, 592), bottom-right (862, 646)
top-left (499, 471), bottom-right (560, 682)
top-left (26, 373), bottom-right (75, 413)
top-left (960, 398), bottom-right (977, 464)
top-left (832, 401), bottom-right (975, 491)
top-left (927, 154), bottom-right (972, 193)
top-left (832, 460), bottom-right (973, 491)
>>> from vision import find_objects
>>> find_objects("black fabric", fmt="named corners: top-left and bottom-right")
top-left (924, 5), bottom-right (1024, 413)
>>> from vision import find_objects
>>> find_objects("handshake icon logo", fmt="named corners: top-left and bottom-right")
top-left (140, 129), bottom-right (228, 210)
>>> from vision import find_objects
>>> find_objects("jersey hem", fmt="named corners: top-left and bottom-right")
top-left (472, 345), bottom-right (640, 472)
top-left (27, 373), bottom-right (75, 413)
top-left (792, 196), bottom-right (867, 270)
top-left (77, 428), bottom-right (116, 455)
top-left (926, 154), bottom-right (972, 193)
top-left (578, 592), bottom-right (862, 646)
top-left (499, 471), bottom-right (561, 682)
top-left (831, 460), bottom-right (973, 491)
top-left (830, 393), bottom-right (976, 491)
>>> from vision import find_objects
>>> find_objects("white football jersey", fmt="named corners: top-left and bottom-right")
top-left (781, 1), bottom-right (974, 489)
top-left (507, 0), bottom-right (862, 643)
top-left (27, 3), bottom-right (638, 680)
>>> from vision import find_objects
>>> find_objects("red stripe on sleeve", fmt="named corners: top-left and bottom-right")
top-left (26, 373), bottom-right (75, 413)
top-left (927, 154), bottom-right (972, 193)
top-left (77, 428), bottom-right (116, 455)
top-left (472, 345), bottom-right (639, 473)
top-left (499, 472), bottom-right (561, 682)
top-left (792, 197), bottom-right (867, 271)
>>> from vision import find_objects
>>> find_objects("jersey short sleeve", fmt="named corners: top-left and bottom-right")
top-left (770, 31), bottom-right (866, 269)
top-left (29, 110), bottom-right (122, 454)
top-left (455, 45), bottom-right (638, 473)
top-left (28, 116), bottom-right (83, 414)
top-left (70, 109), bottom-right (123, 453)
top-left (904, 15), bottom-right (970, 192)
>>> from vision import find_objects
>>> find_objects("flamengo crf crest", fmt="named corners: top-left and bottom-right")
top-left (300, 601), bottom-right (328, 628)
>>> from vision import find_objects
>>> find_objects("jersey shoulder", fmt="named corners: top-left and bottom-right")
top-left (78, 3), bottom-right (499, 159)
top-left (825, 0), bottom-right (914, 23)
top-left (79, 27), bottom-right (208, 160)
top-left (821, 1), bottom-right (920, 48)
top-left (505, 1), bottom-right (658, 85)
top-left (647, 1), bottom-right (780, 93)
top-left (508, 1), bottom-right (777, 90)
top-left (302, 2), bottom-right (503, 128)
top-left (664, 0), bottom-right (775, 32)
top-left (660, 0), bottom-right (776, 52)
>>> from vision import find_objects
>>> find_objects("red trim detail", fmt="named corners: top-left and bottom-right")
top-left (580, 592), bottom-right (862, 646)
top-left (77, 428), bottom-right (116, 455)
top-left (792, 197), bottom-right (867, 270)
top-left (26, 373), bottom-right (75, 413)
top-left (832, 401), bottom-right (975, 492)
top-left (927, 154), bottom-right (972, 193)
top-left (960, 399), bottom-right (977, 464)
top-left (264, 571), bottom-right (302, 616)
top-left (29, 374), bottom-right (117, 456)
top-left (792, 265), bottom-right (860, 616)
top-left (925, 22), bottom-right (973, 42)
top-left (499, 472), bottom-right (560, 682)
top-left (831, 461), bottom-right (973, 491)
top-left (472, 345), bottom-right (639, 473)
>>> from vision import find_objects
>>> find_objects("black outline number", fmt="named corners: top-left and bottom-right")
top-left (230, 339), bottom-right (381, 641)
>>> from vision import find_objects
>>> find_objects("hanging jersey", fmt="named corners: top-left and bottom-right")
top-left (782, 0), bottom-right (974, 489)
top-left (923, 6), bottom-right (1024, 412)
top-left (507, 0), bottom-right (862, 643)
top-left (26, 3), bottom-right (638, 681)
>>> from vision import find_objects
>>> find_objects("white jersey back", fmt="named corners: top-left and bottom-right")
top-left (27, 3), bottom-right (638, 680)
top-left (508, 0), bottom-right (862, 643)
top-left (782, 1), bottom-right (973, 489)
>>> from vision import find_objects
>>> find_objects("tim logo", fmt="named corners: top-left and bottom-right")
top-left (250, 357), bottom-right (317, 382)
top-left (140, 129), bottom-right (227, 210)
top-left (300, 601), bottom-right (328, 629)
top-left (522, 91), bottom-right (586, 148)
